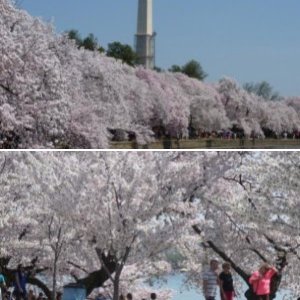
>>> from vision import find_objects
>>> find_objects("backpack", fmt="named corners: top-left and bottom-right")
top-left (244, 288), bottom-right (259, 300)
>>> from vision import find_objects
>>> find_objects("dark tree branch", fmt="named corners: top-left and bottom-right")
top-left (28, 277), bottom-right (51, 299)
top-left (76, 250), bottom-right (117, 295)
top-left (67, 261), bottom-right (89, 274)
top-left (0, 83), bottom-right (16, 96)
top-left (0, 155), bottom-right (7, 174)
top-left (192, 225), bottom-right (250, 284)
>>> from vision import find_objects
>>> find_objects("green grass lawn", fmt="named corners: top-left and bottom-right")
top-left (111, 138), bottom-right (300, 149)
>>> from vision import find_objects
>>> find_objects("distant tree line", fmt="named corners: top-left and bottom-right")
top-left (2, 0), bottom-right (296, 151)
top-left (67, 30), bottom-right (282, 101)
top-left (243, 81), bottom-right (281, 101)
top-left (66, 29), bottom-right (208, 81)
top-left (169, 60), bottom-right (208, 81)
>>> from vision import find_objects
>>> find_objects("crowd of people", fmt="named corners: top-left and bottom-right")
top-left (96, 292), bottom-right (157, 300)
top-left (0, 265), bottom-right (59, 300)
top-left (0, 260), bottom-right (284, 300)
top-left (192, 129), bottom-right (300, 141)
top-left (0, 265), bottom-right (159, 300)
top-left (203, 258), bottom-right (278, 300)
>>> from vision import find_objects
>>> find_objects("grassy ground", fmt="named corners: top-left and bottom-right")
top-left (111, 138), bottom-right (300, 149)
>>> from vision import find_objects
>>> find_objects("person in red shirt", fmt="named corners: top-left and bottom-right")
top-left (249, 264), bottom-right (277, 300)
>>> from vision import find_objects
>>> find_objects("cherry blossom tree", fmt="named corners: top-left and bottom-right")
top-left (261, 100), bottom-right (300, 135)
top-left (183, 152), bottom-right (300, 299)
top-left (216, 78), bottom-right (267, 136)
top-left (59, 152), bottom-right (211, 300)
top-left (285, 97), bottom-right (300, 129)
top-left (0, 152), bottom-right (299, 298)
top-left (174, 74), bottom-right (231, 132)
top-left (97, 263), bottom-right (173, 300)
top-left (1, 0), bottom-right (300, 147)
top-left (0, 151), bottom-right (236, 296)
top-left (0, 0), bottom-right (75, 147)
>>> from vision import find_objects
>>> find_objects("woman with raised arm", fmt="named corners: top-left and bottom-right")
top-left (249, 264), bottom-right (277, 300)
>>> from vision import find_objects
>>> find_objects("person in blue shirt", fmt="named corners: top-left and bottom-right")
top-left (0, 266), bottom-right (7, 300)
top-left (14, 264), bottom-right (28, 300)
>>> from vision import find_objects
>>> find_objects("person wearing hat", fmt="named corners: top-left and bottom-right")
top-left (203, 258), bottom-right (220, 300)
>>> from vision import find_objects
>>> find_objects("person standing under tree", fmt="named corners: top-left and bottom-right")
top-left (249, 264), bottom-right (277, 300)
top-left (0, 267), bottom-right (7, 300)
top-left (14, 264), bottom-right (29, 300)
top-left (203, 258), bottom-right (220, 300)
top-left (219, 262), bottom-right (235, 300)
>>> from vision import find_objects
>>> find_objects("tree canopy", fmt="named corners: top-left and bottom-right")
top-left (0, 152), bottom-right (299, 299)
top-left (1, 0), bottom-right (300, 148)
top-left (243, 81), bottom-right (281, 101)
top-left (67, 30), bottom-right (105, 52)
top-left (107, 41), bottom-right (137, 67)
top-left (169, 59), bottom-right (208, 81)
top-left (67, 31), bottom-right (136, 64)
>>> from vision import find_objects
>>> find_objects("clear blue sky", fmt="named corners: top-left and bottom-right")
top-left (20, 0), bottom-right (300, 96)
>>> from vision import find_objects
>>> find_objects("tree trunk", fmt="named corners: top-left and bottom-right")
top-left (112, 275), bottom-right (120, 300)
top-left (76, 252), bottom-right (117, 295)
top-left (52, 256), bottom-right (57, 300)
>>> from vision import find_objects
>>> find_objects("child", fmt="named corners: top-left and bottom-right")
top-left (219, 262), bottom-right (235, 300)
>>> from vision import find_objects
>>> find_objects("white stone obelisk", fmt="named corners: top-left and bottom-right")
top-left (135, 0), bottom-right (156, 69)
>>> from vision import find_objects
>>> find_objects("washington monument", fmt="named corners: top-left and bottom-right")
top-left (135, 0), bottom-right (156, 69)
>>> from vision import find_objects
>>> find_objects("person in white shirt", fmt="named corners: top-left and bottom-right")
top-left (203, 259), bottom-right (220, 300)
